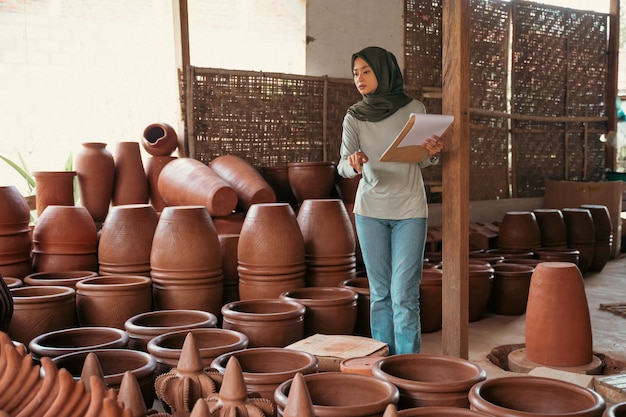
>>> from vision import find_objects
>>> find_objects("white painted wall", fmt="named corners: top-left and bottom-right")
top-left (305, 0), bottom-right (405, 78)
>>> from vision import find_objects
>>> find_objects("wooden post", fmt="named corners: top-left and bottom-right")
top-left (172, 0), bottom-right (191, 157)
top-left (606, 0), bottom-right (619, 171)
top-left (441, 0), bottom-right (470, 359)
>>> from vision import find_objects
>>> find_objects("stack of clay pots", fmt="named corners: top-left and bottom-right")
top-left (562, 207), bottom-right (596, 274)
top-left (0, 186), bottom-right (32, 279)
top-left (580, 204), bottom-right (613, 272)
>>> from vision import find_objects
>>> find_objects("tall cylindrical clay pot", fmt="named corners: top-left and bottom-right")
top-left (144, 155), bottom-right (176, 212)
top-left (142, 122), bottom-right (179, 156)
top-left (33, 171), bottom-right (76, 217)
top-left (74, 142), bottom-right (115, 223)
top-left (0, 186), bottom-right (32, 279)
top-left (112, 141), bottom-right (149, 206)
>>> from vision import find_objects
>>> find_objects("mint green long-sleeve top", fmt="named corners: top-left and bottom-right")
top-left (336, 100), bottom-right (438, 220)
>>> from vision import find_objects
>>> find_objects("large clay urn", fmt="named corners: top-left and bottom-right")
top-left (280, 286), bottom-right (358, 336)
top-left (32, 171), bottom-right (76, 217)
top-left (8, 285), bottom-right (76, 345)
top-left (0, 185), bottom-right (32, 279)
top-left (142, 122), bottom-right (179, 156)
top-left (24, 270), bottom-right (98, 290)
top-left (274, 371), bottom-right (400, 417)
top-left (112, 141), bottom-right (150, 206)
top-left (562, 208), bottom-right (596, 274)
top-left (74, 142), bottom-right (115, 223)
top-left (372, 353), bottom-right (486, 409)
top-left (497, 211), bottom-right (541, 251)
top-left (75, 275), bottom-right (153, 329)
top-left (297, 199), bottom-right (357, 287)
top-left (237, 203), bottom-right (306, 300)
top-left (468, 376), bottom-right (605, 417)
top-left (98, 203), bottom-right (158, 276)
top-left (580, 204), bottom-right (613, 272)
top-left (158, 157), bottom-right (238, 217)
top-left (150, 205), bottom-right (224, 315)
top-left (144, 155), bottom-right (177, 212)
top-left (31, 205), bottom-right (98, 273)
top-left (287, 161), bottom-right (337, 204)
top-left (211, 347), bottom-right (319, 404)
top-left (533, 208), bottom-right (568, 248)
top-left (210, 154), bottom-right (276, 212)
top-left (489, 262), bottom-right (534, 315)
top-left (221, 299), bottom-right (306, 348)
top-left (260, 165), bottom-right (298, 207)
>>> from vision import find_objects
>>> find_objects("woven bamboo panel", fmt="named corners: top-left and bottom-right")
top-left (326, 79), bottom-right (363, 162)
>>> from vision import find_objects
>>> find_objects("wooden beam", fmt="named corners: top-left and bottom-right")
top-left (172, 0), bottom-right (190, 156)
top-left (440, 0), bottom-right (470, 359)
top-left (606, 0), bottom-right (619, 171)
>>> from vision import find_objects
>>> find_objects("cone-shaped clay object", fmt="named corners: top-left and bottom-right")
top-left (283, 372), bottom-right (315, 417)
top-left (382, 403), bottom-right (400, 417)
top-left (117, 371), bottom-right (148, 416)
top-left (190, 399), bottom-right (212, 417)
top-left (81, 352), bottom-right (106, 392)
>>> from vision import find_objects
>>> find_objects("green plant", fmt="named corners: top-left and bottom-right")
top-left (0, 151), bottom-right (35, 194)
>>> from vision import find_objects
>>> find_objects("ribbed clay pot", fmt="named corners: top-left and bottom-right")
top-left (372, 353), bottom-right (487, 409)
top-left (211, 347), bottom-right (319, 403)
top-left (210, 154), bottom-right (276, 212)
top-left (534, 247), bottom-right (580, 265)
top-left (260, 165), bottom-right (298, 207)
top-left (124, 309), bottom-right (218, 352)
top-left (221, 299), bottom-right (306, 348)
top-left (0, 186), bottom-right (32, 279)
top-left (489, 262), bottom-right (534, 315)
top-left (75, 142), bottom-right (115, 223)
top-left (533, 208), bottom-right (568, 248)
top-left (468, 376), bottom-right (605, 417)
top-left (604, 402), bottom-right (626, 417)
top-left (158, 157), bottom-right (238, 217)
top-left (340, 277), bottom-right (371, 337)
top-left (98, 203), bottom-right (158, 276)
top-left (144, 155), bottom-right (176, 212)
top-left (148, 327), bottom-right (249, 375)
top-left (23, 270), bottom-right (98, 290)
top-left (75, 275), bottom-right (153, 329)
top-left (52, 348), bottom-right (158, 409)
top-left (31, 205), bottom-right (98, 273)
top-left (142, 122), bottom-right (179, 156)
top-left (497, 211), bottom-right (541, 251)
top-left (28, 326), bottom-right (129, 362)
top-left (8, 285), bottom-right (76, 345)
top-left (287, 161), bottom-right (337, 203)
top-left (112, 141), bottom-right (149, 206)
top-left (275, 371), bottom-right (399, 417)
top-left (279, 286), bottom-right (358, 336)
top-left (419, 268), bottom-right (443, 333)
top-left (32, 171), bottom-right (76, 217)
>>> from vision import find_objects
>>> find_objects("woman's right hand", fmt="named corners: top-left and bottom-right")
top-left (349, 151), bottom-right (369, 174)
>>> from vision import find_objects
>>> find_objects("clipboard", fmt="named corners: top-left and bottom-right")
top-left (379, 113), bottom-right (454, 162)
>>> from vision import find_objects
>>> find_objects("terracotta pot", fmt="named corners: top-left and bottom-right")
top-left (468, 376), bottom-right (605, 417)
top-left (8, 285), bottom-right (76, 345)
top-left (75, 142), bottom-right (115, 223)
top-left (98, 203), bottom-right (158, 276)
top-left (0, 186), bottom-right (32, 279)
top-left (28, 326), bottom-right (129, 361)
top-left (580, 204), bottom-right (613, 272)
top-left (280, 286), bottom-right (358, 336)
top-left (604, 402), bottom-right (626, 417)
top-left (75, 275), bottom-right (153, 329)
top-left (484, 249), bottom-right (534, 260)
top-left (124, 309), bottom-right (218, 352)
top-left (211, 347), bottom-right (319, 403)
top-left (144, 155), bottom-right (176, 212)
top-left (219, 233), bottom-right (240, 305)
top-left (2, 276), bottom-right (23, 289)
top-left (52, 348), bottom-right (158, 409)
top-left (497, 211), bottom-right (541, 251)
top-left (158, 157), bottom-right (238, 217)
top-left (112, 141), bottom-right (149, 206)
top-left (339, 356), bottom-right (382, 377)
top-left (534, 247), bottom-right (580, 265)
top-left (151, 205), bottom-right (223, 315)
top-left (212, 211), bottom-right (246, 235)
top-left (372, 353), bottom-right (486, 409)
top-left (23, 270), bottom-right (98, 290)
top-left (468, 252), bottom-right (504, 265)
top-left (32, 171), bottom-right (76, 217)
top-left (562, 208), bottom-right (596, 274)
top-left (148, 328), bottom-right (249, 375)
top-left (287, 161), bottom-right (337, 203)
top-left (489, 262), bottom-right (534, 315)
top-left (525, 262), bottom-right (593, 367)
top-left (340, 277), bottom-right (371, 337)
top-left (533, 208), bottom-right (568, 248)
top-left (297, 199), bottom-right (357, 287)
top-left (260, 165), bottom-right (298, 206)
top-left (237, 203), bottom-right (306, 300)
top-left (221, 299), bottom-right (306, 348)
top-left (210, 154), bottom-right (276, 212)
top-left (0, 274), bottom-right (13, 332)
top-left (142, 122), bottom-right (179, 156)
top-left (419, 268), bottom-right (443, 333)
top-left (275, 371), bottom-right (399, 417)
top-left (31, 205), bottom-right (98, 273)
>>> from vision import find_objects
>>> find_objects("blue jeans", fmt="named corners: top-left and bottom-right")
top-left (355, 214), bottom-right (427, 355)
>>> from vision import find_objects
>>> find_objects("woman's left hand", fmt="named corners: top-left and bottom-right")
top-left (423, 134), bottom-right (443, 159)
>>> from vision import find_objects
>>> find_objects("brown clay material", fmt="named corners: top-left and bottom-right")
top-left (111, 141), bottom-right (149, 206)
top-left (497, 211), bottom-right (541, 251)
top-left (32, 171), bottom-right (76, 217)
top-left (144, 155), bottom-right (176, 212)
top-left (142, 122), bottom-right (179, 156)
top-left (533, 208), bottom-right (568, 248)
top-left (75, 142), bottom-right (115, 222)
top-left (287, 161), bottom-right (336, 203)
top-left (340, 277), bottom-right (371, 337)
top-left (0, 186), bottom-right (32, 279)
top-left (260, 165), bottom-right (298, 207)
top-left (23, 270), bottom-right (98, 290)
top-left (489, 262), bottom-right (534, 315)
top-left (419, 268), bottom-right (443, 333)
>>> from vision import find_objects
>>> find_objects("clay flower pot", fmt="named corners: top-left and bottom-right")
top-left (221, 298), bottom-right (306, 348)
top-left (142, 122), bottom-right (179, 156)
top-left (497, 211), bottom-right (541, 251)
top-left (148, 328), bottom-right (249, 375)
top-left (468, 375), bottom-right (605, 417)
top-left (275, 371), bottom-right (399, 417)
top-left (32, 171), bottom-right (76, 216)
top-left (28, 326), bottom-right (129, 362)
top-left (533, 208), bottom-right (568, 248)
top-left (280, 286), bottom-right (358, 336)
top-left (75, 142), bottom-right (115, 223)
top-left (124, 309), bottom-right (218, 352)
top-left (489, 262), bottom-right (534, 315)
top-left (287, 161), bottom-right (337, 203)
top-left (211, 347), bottom-right (319, 403)
top-left (23, 270), bottom-right (98, 290)
top-left (371, 353), bottom-right (487, 409)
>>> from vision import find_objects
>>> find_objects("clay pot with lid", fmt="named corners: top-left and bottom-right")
top-left (0, 185), bottom-right (32, 279)
top-left (75, 142), bottom-right (115, 223)
top-left (287, 161), bottom-right (337, 203)
top-left (468, 375), bottom-right (605, 416)
top-left (23, 270), bottom-right (98, 290)
top-left (211, 347), bottom-right (319, 404)
top-left (142, 122), bottom-right (179, 156)
top-left (489, 262), bottom-right (534, 315)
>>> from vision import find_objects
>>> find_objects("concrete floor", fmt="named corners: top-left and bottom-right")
top-left (420, 252), bottom-right (626, 381)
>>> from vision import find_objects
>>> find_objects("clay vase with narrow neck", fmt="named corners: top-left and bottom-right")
top-left (33, 171), bottom-right (76, 217)
top-left (75, 142), bottom-right (115, 223)
top-left (0, 185), bottom-right (32, 279)
top-left (112, 141), bottom-right (149, 206)
top-left (142, 122), bottom-right (179, 156)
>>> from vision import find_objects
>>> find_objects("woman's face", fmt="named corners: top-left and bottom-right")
top-left (353, 57), bottom-right (378, 96)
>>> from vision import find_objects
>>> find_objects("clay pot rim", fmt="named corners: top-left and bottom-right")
top-left (492, 263), bottom-right (535, 273)
top-left (221, 299), bottom-right (306, 319)
top-left (124, 309), bottom-right (218, 333)
top-left (2, 276), bottom-right (23, 288)
top-left (24, 270), bottom-right (98, 286)
top-left (397, 406), bottom-right (491, 416)
top-left (279, 287), bottom-right (358, 304)
top-left (76, 275), bottom-right (152, 291)
top-left (468, 375), bottom-right (605, 415)
top-left (147, 328), bottom-right (249, 360)
top-left (211, 347), bottom-right (319, 383)
top-left (10, 285), bottom-right (75, 300)
top-left (372, 353), bottom-right (487, 392)
top-left (28, 326), bottom-right (129, 355)
top-left (274, 371), bottom-right (399, 413)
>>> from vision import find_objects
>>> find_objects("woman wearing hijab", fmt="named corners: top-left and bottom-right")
top-left (337, 46), bottom-right (444, 355)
